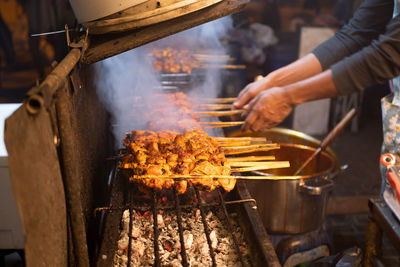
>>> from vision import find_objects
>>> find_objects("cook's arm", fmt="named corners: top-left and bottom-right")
top-left (242, 70), bottom-right (337, 131)
top-left (233, 54), bottom-right (322, 108)
top-left (234, 0), bottom-right (393, 109)
top-left (243, 11), bottom-right (400, 131)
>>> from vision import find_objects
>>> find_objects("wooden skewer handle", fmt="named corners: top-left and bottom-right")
top-left (321, 108), bottom-right (357, 150)
top-left (227, 156), bottom-right (275, 162)
top-left (197, 97), bottom-right (237, 103)
top-left (130, 174), bottom-right (300, 180)
top-left (196, 109), bottom-right (245, 117)
top-left (199, 121), bottom-right (244, 125)
top-left (293, 108), bottom-right (357, 176)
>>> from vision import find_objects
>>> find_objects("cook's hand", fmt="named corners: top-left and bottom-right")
top-left (241, 87), bottom-right (294, 132)
top-left (233, 76), bottom-right (272, 109)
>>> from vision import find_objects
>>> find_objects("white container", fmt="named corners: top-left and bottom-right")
top-left (69, 0), bottom-right (150, 23)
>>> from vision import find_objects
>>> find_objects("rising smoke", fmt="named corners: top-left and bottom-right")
top-left (94, 17), bottom-right (233, 146)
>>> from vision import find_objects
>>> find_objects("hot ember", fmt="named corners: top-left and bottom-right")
top-left (120, 128), bottom-right (235, 194)
top-left (113, 208), bottom-right (252, 266)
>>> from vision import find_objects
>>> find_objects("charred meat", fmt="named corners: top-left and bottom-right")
top-left (120, 128), bottom-right (234, 193)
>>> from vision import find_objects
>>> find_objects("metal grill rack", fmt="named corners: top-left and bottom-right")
top-left (95, 160), bottom-right (280, 267)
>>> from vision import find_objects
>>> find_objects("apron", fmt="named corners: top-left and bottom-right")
top-left (380, 0), bottom-right (400, 194)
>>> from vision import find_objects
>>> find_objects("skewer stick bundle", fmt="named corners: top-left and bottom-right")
top-left (198, 64), bottom-right (246, 70)
top-left (221, 143), bottom-right (278, 149)
top-left (196, 109), bottom-right (245, 118)
top-left (217, 141), bottom-right (266, 147)
top-left (196, 97), bottom-right (237, 104)
top-left (216, 138), bottom-right (269, 146)
top-left (231, 161), bottom-right (290, 172)
top-left (214, 137), bottom-right (267, 142)
top-left (197, 104), bottom-right (232, 110)
top-left (199, 121), bottom-right (244, 126)
top-left (227, 156), bottom-right (275, 162)
top-left (200, 121), bottom-right (244, 129)
top-left (222, 144), bottom-right (279, 154)
top-left (229, 161), bottom-right (279, 167)
top-left (131, 173), bottom-right (295, 181)
top-left (223, 146), bottom-right (280, 155)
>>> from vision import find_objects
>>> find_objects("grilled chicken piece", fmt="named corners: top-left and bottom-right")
top-left (190, 161), bottom-right (220, 191)
top-left (166, 153), bottom-right (179, 169)
top-left (147, 152), bottom-right (166, 165)
top-left (174, 135), bottom-right (186, 149)
top-left (122, 128), bottom-right (234, 194)
top-left (218, 178), bottom-right (236, 192)
top-left (175, 180), bottom-right (188, 194)
top-left (135, 150), bottom-right (147, 165)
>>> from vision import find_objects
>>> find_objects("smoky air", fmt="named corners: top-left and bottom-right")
top-left (94, 17), bottom-right (233, 147)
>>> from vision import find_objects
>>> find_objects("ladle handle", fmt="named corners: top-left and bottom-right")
top-left (293, 108), bottom-right (357, 176)
top-left (320, 108), bottom-right (357, 150)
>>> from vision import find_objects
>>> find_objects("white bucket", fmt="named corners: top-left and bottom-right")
top-left (69, 0), bottom-right (150, 23)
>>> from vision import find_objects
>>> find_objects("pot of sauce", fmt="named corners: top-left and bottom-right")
top-left (228, 128), bottom-right (342, 234)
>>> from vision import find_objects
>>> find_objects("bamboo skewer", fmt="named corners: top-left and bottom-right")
top-left (196, 104), bottom-right (232, 110)
top-left (196, 109), bottom-right (245, 118)
top-left (229, 161), bottom-right (278, 167)
top-left (203, 125), bottom-right (241, 129)
top-left (130, 173), bottom-right (296, 180)
top-left (231, 161), bottom-right (290, 172)
top-left (227, 156), bottom-right (275, 162)
top-left (217, 141), bottom-right (266, 147)
top-left (198, 64), bottom-right (246, 70)
top-left (219, 144), bottom-right (279, 150)
top-left (216, 138), bottom-right (269, 145)
top-left (199, 121), bottom-right (243, 126)
top-left (221, 143), bottom-right (279, 150)
top-left (200, 121), bottom-right (244, 129)
top-left (214, 137), bottom-right (267, 142)
top-left (197, 97), bottom-right (237, 104)
top-left (223, 146), bottom-right (280, 155)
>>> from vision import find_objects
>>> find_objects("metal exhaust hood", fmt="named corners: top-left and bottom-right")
top-left (78, 0), bottom-right (249, 64)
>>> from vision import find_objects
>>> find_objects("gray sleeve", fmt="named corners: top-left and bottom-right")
top-left (332, 15), bottom-right (400, 95)
top-left (312, 0), bottom-right (393, 70)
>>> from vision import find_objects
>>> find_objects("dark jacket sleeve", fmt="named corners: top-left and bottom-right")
top-left (332, 15), bottom-right (400, 95)
top-left (310, 0), bottom-right (400, 95)
top-left (313, 0), bottom-right (393, 70)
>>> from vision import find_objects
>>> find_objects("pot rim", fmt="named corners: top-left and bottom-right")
top-left (251, 143), bottom-right (337, 180)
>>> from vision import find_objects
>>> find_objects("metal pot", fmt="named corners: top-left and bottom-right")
top-left (229, 128), bottom-right (341, 234)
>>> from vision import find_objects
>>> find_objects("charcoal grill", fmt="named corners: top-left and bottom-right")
top-left (94, 159), bottom-right (279, 266)
top-left (3, 1), bottom-right (283, 266)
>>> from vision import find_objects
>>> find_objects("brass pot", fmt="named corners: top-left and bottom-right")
top-left (229, 127), bottom-right (338, 160)
top-left (228, 128), bottom-right (341, 234)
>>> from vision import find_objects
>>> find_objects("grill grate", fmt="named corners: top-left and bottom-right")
top-left (173, 190), bottom-right (189, 267)
top-left (194, 188), bottom-right (217, 267)
top-left (152, 191), bottom-right (160, 267)
top-left (95, 163), bottom-right (267, 267)
top-left (107, 184), bottom-right (255, 266)
top-left (217, 189), bottom-right (245, 266)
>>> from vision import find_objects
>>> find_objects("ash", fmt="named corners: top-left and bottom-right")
top-left (204, 209), bottom-right (252, 266)
top-left (114, 210), bottom-right (155, 266)
top-left (114, 208), bottom-right (252, 266)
